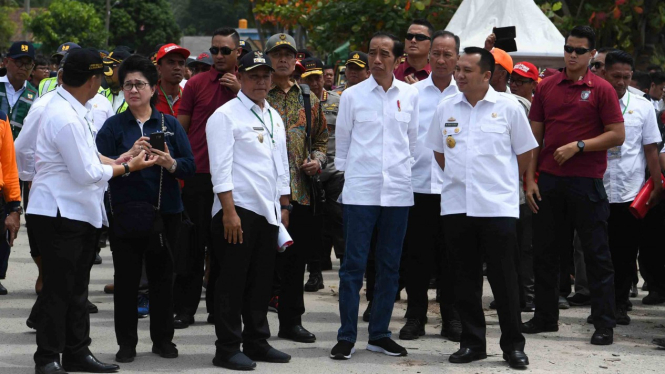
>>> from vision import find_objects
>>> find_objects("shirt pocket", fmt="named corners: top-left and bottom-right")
top-left (624, 118), bottom-right (641, 143)
top-left (355, 111), bottom-right (377, 125)
top-left (395, 112), bottom-right (411, 123)
top-left (477, 123), bottom-right (511, 156)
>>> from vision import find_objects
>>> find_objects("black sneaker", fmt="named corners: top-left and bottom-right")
top-left (591, 327), bottom-right (613, 345)
top-left (152, 342), bottom-right (178, 358)
top-left (304, 271), bottom-right (324, 292)
top-left (330, 341), bottom-right (355, 360)
top-left (616, 305), bottom-right (631, 326)
top-left (116, 346), bottom-right (136, 363)
top-left (399, 318), bottom-right (425, 340)
top-left (367, 337), bottom-right (407, 357)
top-left (567, 293), bottom-right (591, 306)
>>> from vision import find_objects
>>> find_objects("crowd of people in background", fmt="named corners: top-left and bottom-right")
top-left (0, 16), bottom-right (664, 374)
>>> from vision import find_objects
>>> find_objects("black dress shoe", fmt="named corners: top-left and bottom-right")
top-left (503, 351), bottom-right (529, 369)
top-left (591, 328), bottom-right (613, 345)
top-left (115, 346), bottom-right (136, 363)
top-left (245, 347), bottom-right (291, 363)
top-left (304, 271), bottom-right (324, 292)
top-left (521, 318), bottom-right (558, 334)
top-left (362, 301), bottom-right (372, 322)
top-left (449, 348), bottom-right (487, 363)
top-left (35, 362), bottom-right (66, 374)
top-left (62, 354), bottom-right (119, 373)
top-left (278, 325), bottom-right (316, 343)
top-left (0, 281), bottom-right (7, 295)
top-left (152, 342), bottom-right (178, 358)
top-left (93, 253), bottom-right (102, 265)
top-left (173, 314), bottom-right (194, 329)
top-left (441, 318), bottom-right (462, 342)
top-left (616, 305), bottom-right (631, 326)
top-left (212, 352), bottom-right (256, 371)
top-left (399, 318), bottom-right (425, 340)
top-left (87, 300), bottom-right (99, 314)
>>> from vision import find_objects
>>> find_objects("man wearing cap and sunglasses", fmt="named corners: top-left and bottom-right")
top-left (155, 43), bottom-right (190, 117)
top-left (187, 53), bottom-right (213, 78)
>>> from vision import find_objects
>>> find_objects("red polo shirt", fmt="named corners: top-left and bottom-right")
top-left (155, 81), bottom-right (182, 117)
top-left (178, 67), bottom-right (236, 174)
top-left (394, 58), bottom-right (431, 82)
top-left (529, 69), bottom-right (623, 179)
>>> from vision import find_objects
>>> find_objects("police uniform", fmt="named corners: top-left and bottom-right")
top-left (102, 48), bottom-right (131, 114)
top-left (425, 87), bottom-right (537, 359)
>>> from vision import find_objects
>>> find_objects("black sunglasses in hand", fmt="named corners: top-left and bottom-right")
top-left (406, 33), bottom-right (432, 42)
top-left (564, 45), bottom-right (592, 55)
top-left (209, 46), bottom-right (236, 56)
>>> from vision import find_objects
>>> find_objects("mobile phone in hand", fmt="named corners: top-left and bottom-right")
top-left (149, 132), bottom-right (165, 152)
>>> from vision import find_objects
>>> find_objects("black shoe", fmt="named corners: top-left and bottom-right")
top-left (449, 348), bottom-right (487, 363)
top-left (35, 362), bottom-right (66, 374)
top-left (173, 314), bottom-right (194, 329)
top-left (207, 314), bottom-right (214, 324)
top-left (62, 354), bottom-right (119, 373)
top-left (304, 271), bottom-right (324, 292)
top-left (93, 253), bottom-right (102, 265)
top-left (630, 283), bottom-right (638, 298)
top-left (362, 301), bottom-right (372, 322)
top-left (245, 347), bottom-right (290, 363)
top-left (616, 305), bottom-right (631, 326)
top-left (643, 291), bottom-right (665, 305)
top-left (278, 325), bottom-right (316, 343)
top-left (586, 314), bottom-right (594, 324)
top-left (522, 318), bottom-right (558, 334)
top-left (330, 341), bottom-right (355, 360)
top-left (115, 346), bottom-right (136, 363)
top-left (522, 299), bottom-right (536, 313)
top-left (152, 342), bottom-right (178, 358)
top-left (652, 338), bottom-right (665, 348)
top-left (567, 293), bottom-right (591, 306)
top-left (87, 300), bottom-right (98, 314)
top-left (503, 351), bottom-right (529, 369)
top-left (558, 296), bottom-right (570, 309)
top-left (212, 352), bottom-right (256, 371)
top-left (441, 318), bottom-right (462, 342)
top-left (0, 281), bottom-right (7, 295)
top-left (27, 318), bottom-right (37, 330)
top-left (591, 328), bottom-right (613, 345)
top-left (367, 337), bottom-right (407, 356)
top-left (399, 318), bottom-right (425, 340)
top-left (489, 300), bottom-right (497, 310)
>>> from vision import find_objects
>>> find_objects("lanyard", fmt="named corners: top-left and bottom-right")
top-left (238, 97), bottom-right (275, 146)
top-left (58, 92), bottom-right (95, 139)
top-left (621, 92), bottom-right (630, 116)
top-left (159, 85), bottom-right (182, 115)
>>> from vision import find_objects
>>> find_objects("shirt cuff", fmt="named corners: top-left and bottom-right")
top-left (18, 172), bottom-right (33, 181)
top-left (213, 182), bottom-right (234, 194)
top-left (280, 187), bottom-right (291, 196)
top-left (96, 165), bottom-right (114, 188)
top-left (335, 157), bottom-right (346, 171)
top-left (5, 201), bottom-right (20, 211)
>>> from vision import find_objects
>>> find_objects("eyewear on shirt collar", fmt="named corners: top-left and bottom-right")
top-left (564, 45), bottom-right (592, 55)
top-left (406, 33), bottom-right (431, 42)
top-left (209, 46), bottom-right (237, 56)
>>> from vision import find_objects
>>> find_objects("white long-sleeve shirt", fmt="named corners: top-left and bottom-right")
top-left (207, 91), bottom-right (290, 226)
top-left (27, 86), bottom-right (113, 228)
top-left (335, 75), bottom-right (419, 207)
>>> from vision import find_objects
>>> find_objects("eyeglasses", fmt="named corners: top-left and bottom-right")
top-left (122, 81), bottom-right (149, 91)
top-left (406, 33), bottom-right (432, 42)
top-left (209, 46), bottom-right (236, 56)
top-left (591, 61), bottom-right (604, 70)
top-left (509, 77), bottom-right (533, 87)
top-left (564, 45), bottom-right (591, 55)
top-left (9, 58), bottom-right (35, 71)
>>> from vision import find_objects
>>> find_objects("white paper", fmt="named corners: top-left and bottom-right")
top-left (277, 223), bottom-right (293, 252)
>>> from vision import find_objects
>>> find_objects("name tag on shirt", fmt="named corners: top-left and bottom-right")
top-left (608, 146), bottom-right (621, 160)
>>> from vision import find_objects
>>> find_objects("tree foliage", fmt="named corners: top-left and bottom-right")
top-left (22, 0), bottom-right (106, 53)
top-left (0, 6), bottom-right (17, 50)
top-left (170, 0), bottom-right (251, 36)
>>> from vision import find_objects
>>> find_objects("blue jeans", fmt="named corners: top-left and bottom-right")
top-left (337, 205), bottom-right (409, 343)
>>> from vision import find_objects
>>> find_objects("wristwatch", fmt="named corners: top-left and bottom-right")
top-left (281, 204), bottom-right (293, 213)
top-left (122, 162), bottom-right (131, 177)
top-left (168, 160), bottom-right (178, 173)
top-left (8, 206), bottom-right (23, 215)
top-left (577, 140), bottom-right (585, 153)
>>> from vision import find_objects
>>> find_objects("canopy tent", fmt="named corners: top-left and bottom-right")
top-left (445, 0), bottom-right (566, 68)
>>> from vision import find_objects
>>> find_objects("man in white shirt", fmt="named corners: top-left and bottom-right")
top-left (426, 47), bottom-right (537, 369)
top-left (29, 48), bottom-right (155, 374)
top-left (601, 51), bottom-right (664, 321)
top-left (647, 72), bottom-right (665, 111)
top-left (206, 51), bottom-right (291, 371)
top-left (331, 32), bottom-right (418, 360)
top-left (399, 30), bottom-right (461, 342)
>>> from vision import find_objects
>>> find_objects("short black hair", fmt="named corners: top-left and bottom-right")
top-left (34, 55), bottom-right (49, 68)
top-left (431, 30), bottom-right (460, 54)
top-left (632, 71), bottom-right (651, 90)
top-left (369, 31), bottom-right (404, 60)
top-left (212, 27), bottom-right (240, 48)
top-left (605, 50), bottom-right (634, 70)
top-left (62, 72), bottom-right (100, 87)
top-left (650, 71), bottom-right (665, 86)
top-left (595, 47), bottom-right (614, 55)
top-left (646, 64), bottom-right (663, 72)
top-left (411, 18), bottom-right (434, 37)
top-left (566, 25), bottom-right (596, 50)
top-left (463, 47), bottom-right (495, 79)
top-left (118, 54), bottom-right (159, 87)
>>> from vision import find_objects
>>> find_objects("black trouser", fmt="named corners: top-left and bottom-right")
top-left (443, 214), bottom-right (525, 353)
top-left (404, 193), bottom-right (455, 323)
top-left (638, 204), bottom-right (665, 294)
top-left (533, 173), bottom-right (615, 329)
top-left (274, 202), bottom-right (321, 327)
top-left (110, 214), bottom-right (179, 348)
top-left (175, 173), bottom-right (214, 318)
top-left (608, 202), bottom-right (640, 308)
top-left (310, 171), bottom-right (346, 273)
top-left (517, 204), bottom-right (534, 303)
top-left (31, 213), bottom-right (96, 366)
top-left (212, 208), bottom-right (278, 357)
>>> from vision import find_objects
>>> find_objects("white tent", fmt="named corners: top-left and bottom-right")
top-left (445, 0), bottom-right (565, 68)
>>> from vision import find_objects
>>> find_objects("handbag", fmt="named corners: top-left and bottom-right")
top-left (301, 84), bottom-right (326, 216)
top-left (109, 113), bottom-right (166, 239)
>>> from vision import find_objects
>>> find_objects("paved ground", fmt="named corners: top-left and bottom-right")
top-left (1, 223), bottom-right (665, 373)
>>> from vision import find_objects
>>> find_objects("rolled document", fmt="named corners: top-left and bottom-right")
top-left (277, 223), bottom-right (293, 252)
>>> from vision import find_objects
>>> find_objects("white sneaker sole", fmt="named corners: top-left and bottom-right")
top-left (330, 347), bottom-right (355, 360)
top-left (366, 344), bottom-right (406, 356)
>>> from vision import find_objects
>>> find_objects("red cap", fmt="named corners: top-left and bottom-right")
top-left (156, 43), bottom-right (190, 62)
top-left (513, 62), bottom-right (539, 81)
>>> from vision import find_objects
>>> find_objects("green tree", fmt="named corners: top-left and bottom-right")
top-left (170, 0), bottom-right (251, 36)
top-left (22, 0), bottom-right (106, 53)
top-left (0, 6), bottom-right (16, 50)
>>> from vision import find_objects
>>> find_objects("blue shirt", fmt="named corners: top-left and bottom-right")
top-left (96, 106), bottom-right (195, 214)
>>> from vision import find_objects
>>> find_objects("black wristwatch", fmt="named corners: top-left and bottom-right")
top-left (122, 162), bottom-right (131, 177)
top-left (577, 140), bottom-right (585, 153)
top-left (8, 206), bottom-right (23, 215)
top-left (281, 204), bottom-right (293, 213)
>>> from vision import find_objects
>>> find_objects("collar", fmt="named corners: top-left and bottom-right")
top-left (423, 74), bottom-right (457, 92)
top-left (555, 68), bottom-right (595, 87)
top-left (367, 74), bottom-right (398, 93)
top-left (237, 90), bottom-right (268, 112)
top-left (56, 86), bottom-right (91, 120)
top-left (157, 80), bottom-right (182, 98)
top-left (452, 85), bottom-right (498, 105)
top-left (620, 91), bottom-right (630, 106)
top-left (0, 75), bottom-right (27, 91)
top-left (121, 105), bottom-right (161, 124)
top-left (321, 90), bottom-right (328, 102)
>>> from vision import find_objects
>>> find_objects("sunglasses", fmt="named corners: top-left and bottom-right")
top-left (564, 45), bottom-right (591, 55)
top-left (406, 33), bottom-right (431, 42)
top-left (209, 46), bottom-right (236, 56)
top-left (591, 61), bottom-right (604, 70)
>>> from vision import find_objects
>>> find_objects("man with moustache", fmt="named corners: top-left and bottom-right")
top-left (395, 19), bottom-right (433, 83)
top-left (335, 51), bottom-right (370, 95)
top-left (323, 65), bottom-right (335, 91)
top-left (176, 27), bottom-right (241, 329)
top-left (155, 43), bottom-right (190, 117)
